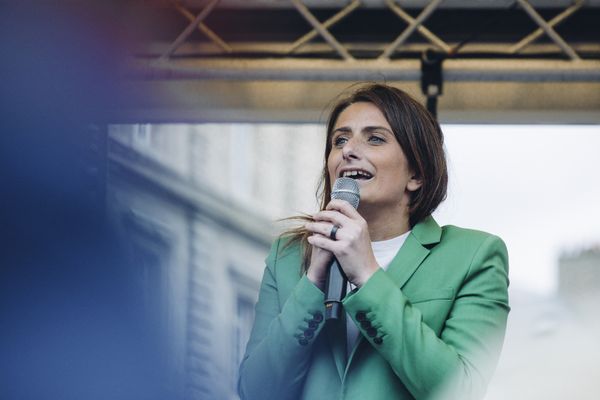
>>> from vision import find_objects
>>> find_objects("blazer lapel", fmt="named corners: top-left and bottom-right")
top-left (342, 217), bottom-right (442, 378)
top-left (386, 216), bottom-right (442, 289)
top-left (333, 217), bottom-right (442, 379)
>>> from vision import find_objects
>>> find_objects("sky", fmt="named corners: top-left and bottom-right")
top-left (434, 124), bottom-right (600, 295)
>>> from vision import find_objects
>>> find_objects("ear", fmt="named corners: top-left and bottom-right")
top-left (406, 175), bottom-right (423, 192)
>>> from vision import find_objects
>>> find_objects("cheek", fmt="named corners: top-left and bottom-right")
top-left (378, 159), bottom-right (410, 187)
top-left (328, 169), bottom-right (338, 184)
top-left (327, 153), bottom-right (338, 180)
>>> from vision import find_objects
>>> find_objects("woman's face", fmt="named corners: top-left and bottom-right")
top-left (327, 102), bottom-right (422, 212)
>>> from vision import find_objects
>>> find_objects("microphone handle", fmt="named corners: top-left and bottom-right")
top-left (324, 257), bottom-right (347, 320)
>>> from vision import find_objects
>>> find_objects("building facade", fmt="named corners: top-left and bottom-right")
top-left (106, 123), bottom-right (325, 399)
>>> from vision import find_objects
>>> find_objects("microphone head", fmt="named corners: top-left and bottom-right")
top-left (331, 177), bottom-right (360, 209)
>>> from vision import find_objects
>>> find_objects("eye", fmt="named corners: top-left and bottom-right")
top-left (333, 135), bottom-right (348, 147)
top-left (368, 135), bottom-right (385, 144)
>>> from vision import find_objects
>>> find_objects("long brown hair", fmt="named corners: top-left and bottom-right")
top-left (284, 83), bottom-right (448, 272)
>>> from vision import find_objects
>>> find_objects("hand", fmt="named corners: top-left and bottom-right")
top-left (305, 234), bottom-right (333, 292)
top-left (305, 199), bottom-right (380, 287)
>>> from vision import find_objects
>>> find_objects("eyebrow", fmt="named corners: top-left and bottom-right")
top-left (332, 126), bottom-right (393, 135)
top-left (363, 126), bottom-right (393, 135)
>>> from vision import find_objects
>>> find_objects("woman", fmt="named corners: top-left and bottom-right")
top-left (238, 84), bottom-right (509, 400)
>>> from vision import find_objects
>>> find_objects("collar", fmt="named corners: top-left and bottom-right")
top-left (411, 215), bottom-right (442, 247)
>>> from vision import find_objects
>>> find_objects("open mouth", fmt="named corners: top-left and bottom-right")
top-left (340, 170), bottom-right (373, 180)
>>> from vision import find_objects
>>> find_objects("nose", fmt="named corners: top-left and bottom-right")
top-left (342, 136), bottom-right (361, 161)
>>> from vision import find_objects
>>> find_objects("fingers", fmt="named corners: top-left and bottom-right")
top-left (311, 210), bottom-right (351, 227)
top-left (305, 221), bottom-right (338, 238)
top-left (311, 200), bottom-right (362, 226)
top-left (308, 199), bottom-right (366, 242)
top-left (307, 233), bottom-right (339, 253)
top-left (326, 199), bottom-right (361, 218)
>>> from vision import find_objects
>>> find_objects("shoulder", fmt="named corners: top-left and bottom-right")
top-left (263, 236), bottom-right (307, 295)
top-left (440, 225), bottom-right (505, 247)
top-left (437, 225), bottom-right (508, 273)
top-left (265, 235), bottom-right (304, 272)
top-left (413, 216), bottom-right (506, 255)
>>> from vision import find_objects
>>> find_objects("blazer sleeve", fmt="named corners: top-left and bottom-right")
top-left (238, 238), bottom-right (327, 400)
top-left (342, 234), bottom-right (510, 400)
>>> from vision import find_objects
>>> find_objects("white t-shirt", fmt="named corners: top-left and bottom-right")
top-left (346, 231), bottom-right (411, 356)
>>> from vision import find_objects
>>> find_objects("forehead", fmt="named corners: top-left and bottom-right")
top-left (334, 102), bottom-right (390, 129)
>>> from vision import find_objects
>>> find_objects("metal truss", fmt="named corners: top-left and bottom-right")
top-left (509, 0), bottom-right (585, 55)
top-left (287, 0), bottom-right (361, 56)
top-left (170, 0), bottom-right (232, 53)
top-left (160, 0), bottom-right (224, 59)
top-left (124, 1), bottom-right (600, 124)
top-left (385, 0), bottom-right (450, 54)
top-left (514, 0), bottom-right (582, 60)
top-left (139, 0), bottom-right (600, 85)
top-left (156, 0), bottom-right (596, 60)
top-left (379, 0), bottom-right (445, 60)
top-left (141, 0), bottom-right (600, 83)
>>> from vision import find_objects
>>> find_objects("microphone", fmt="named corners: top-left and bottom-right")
top-left (324, 177), bottom-right (360, 320)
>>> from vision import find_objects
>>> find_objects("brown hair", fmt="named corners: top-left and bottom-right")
top-left (284, 83), bottom-right (448, 272)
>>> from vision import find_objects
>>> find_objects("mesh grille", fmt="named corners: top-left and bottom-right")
top-left (331, 177), bottom-right (360, 209)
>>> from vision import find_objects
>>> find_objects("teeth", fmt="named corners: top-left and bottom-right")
top-left (342, 170), bottom-right (372, 178)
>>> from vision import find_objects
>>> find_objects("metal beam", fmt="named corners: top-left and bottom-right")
top-left (179, 1), bottom-right (600, 9)
top-left (130, 58), bottom-right (600, 82)
top-left (140, 41), bottom-right (600, 58)
top-left (115, 79), bottom-right (600, 124)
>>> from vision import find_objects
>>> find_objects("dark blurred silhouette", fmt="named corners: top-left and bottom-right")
top-left (0, 2), bottom-right (174, 399)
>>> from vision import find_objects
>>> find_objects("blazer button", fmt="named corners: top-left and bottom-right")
top-left (308, 320), bottom-right (318, 329)
top-left (373, 337), bottom-right (383, 345)
top-left (360, 320), bottom-right (371, 329)
top-left (298, 337), bottom-right (309, 346)
top-left (355, 311), bottom-right (367, 322)
top-left (304, 329), bottom-right (314, 339)
top-left (312, 312), bottom-right (323, 323)
top-left (366, 327), bottom-right (377, 338)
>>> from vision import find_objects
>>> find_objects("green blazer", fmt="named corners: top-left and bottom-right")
top-left (239, 216), bottom-right (509, 400)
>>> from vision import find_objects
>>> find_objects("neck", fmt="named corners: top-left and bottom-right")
top-left (359, 203), bottom-right (411, 241)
